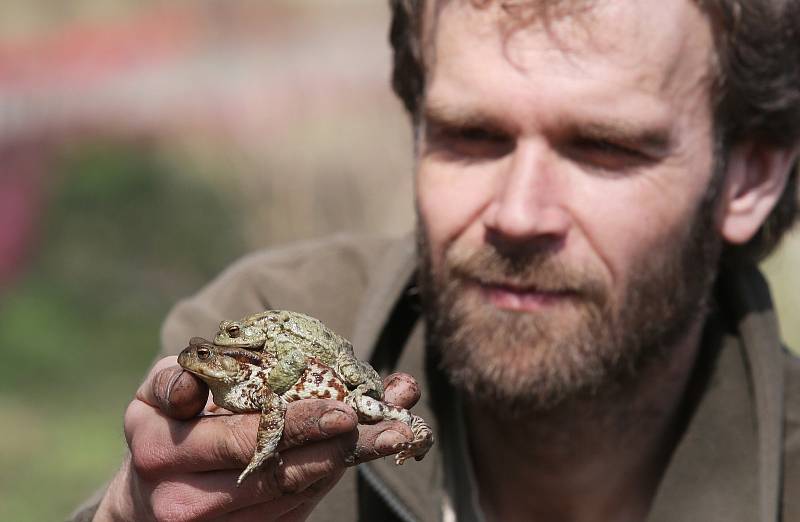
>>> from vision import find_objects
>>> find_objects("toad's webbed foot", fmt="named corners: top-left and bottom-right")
top-left (344, 394), bottom-right (434, 464)
top-left (393, 415), bottom-right (434, 464)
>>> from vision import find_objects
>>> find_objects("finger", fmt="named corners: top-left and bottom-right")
top-left (382, 372), bottom-right (421, 409)
top-left (146, 417), bottom-right (407, 519)
top-left (350, 419), bottom-right (414, 464)
top-left (136, 356), bottom-right (181, 406)
top-left (280, 399), bottom-right (358, 448)
top-left (126, 398), bottom-right (358, 476)
top-left (208, 475), bottom-right (338, 522)
top-left (150, 471), bottom-right (335, 521)
top-left (227, 481), bottom-right (332, 522)
top-left (126, 399), bottom-right (257, 477)
top-left (136, 357), bottom-right (209, 419)
top-left (150, 444), bottom-right (347, 520)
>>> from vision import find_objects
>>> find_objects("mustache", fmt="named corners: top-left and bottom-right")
top-left (445, 245), bottom-right (608, 302)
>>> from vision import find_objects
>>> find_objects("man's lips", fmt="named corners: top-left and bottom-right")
top-left (477, 281), bottom-right (578, 311)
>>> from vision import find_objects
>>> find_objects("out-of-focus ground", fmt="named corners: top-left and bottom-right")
top-left (0, 2), bottom-right (796, 521)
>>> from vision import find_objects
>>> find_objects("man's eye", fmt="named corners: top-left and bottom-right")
top-left (425, 126), bottom-right (513, 161)
top-left (567, 138), bottom-right (650, 171)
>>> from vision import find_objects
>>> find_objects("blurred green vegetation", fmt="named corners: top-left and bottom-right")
top-left (0, 139), bottom-right (246, 522)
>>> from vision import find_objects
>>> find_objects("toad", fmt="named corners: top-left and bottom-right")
top-left (214, 310), bottom-right (384, 404)
top-left (178, 337), bottom-right (434, 485)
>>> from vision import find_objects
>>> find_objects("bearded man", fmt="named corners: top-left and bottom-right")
top-left (77, 0), bottom-right (800, 521)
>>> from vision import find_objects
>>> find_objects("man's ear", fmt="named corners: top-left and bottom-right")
top-left (718, 141), bottom-right (798, 245)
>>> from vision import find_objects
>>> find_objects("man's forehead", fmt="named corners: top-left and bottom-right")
top-left (426, 0), bottom-right (595, 20)
top-left (424, 0), bottom-right (705, 26)
top-left (423, 0), bottom-right (615, 47)
top-left (423, 0), bottom-right (715, 103)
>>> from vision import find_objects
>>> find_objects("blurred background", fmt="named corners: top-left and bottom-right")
top-left (0, 1), bottom-right (796, 520)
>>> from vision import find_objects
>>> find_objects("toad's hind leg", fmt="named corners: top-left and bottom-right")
top-left (345, 394), bottom-right (434, 465)
top-left (237, 391), bottom-right (288, 486)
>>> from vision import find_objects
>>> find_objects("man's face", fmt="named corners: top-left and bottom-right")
top-left (416, 0), bottom-right (722, 413)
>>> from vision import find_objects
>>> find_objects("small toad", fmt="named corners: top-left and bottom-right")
top-left (178, 337), bottom-right (434, 485)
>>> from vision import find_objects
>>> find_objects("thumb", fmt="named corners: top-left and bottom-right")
top-left (137, 356), bottom-right (209, 420)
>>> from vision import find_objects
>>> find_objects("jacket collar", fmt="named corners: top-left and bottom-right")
top-left (354, 235), bottom-right (444, 522)
top-left (723, 265), bottom-right (785, 521)
top-left (648, 266), bottom-right (785, 521)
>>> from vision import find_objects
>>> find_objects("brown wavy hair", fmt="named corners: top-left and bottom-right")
top-left (388, 0), bottom-right (800, 264)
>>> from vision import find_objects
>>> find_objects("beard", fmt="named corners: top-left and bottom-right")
top-left (417, 197), bottom-right (722, 418)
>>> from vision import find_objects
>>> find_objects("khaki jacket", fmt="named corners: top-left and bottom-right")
top-left (71, 234), bottom-right (800, 521)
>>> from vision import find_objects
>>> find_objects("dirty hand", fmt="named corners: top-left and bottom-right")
top-left (94, 356), bottom-right (420, 521)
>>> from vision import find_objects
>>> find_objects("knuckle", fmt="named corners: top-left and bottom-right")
top-left (150, 496), bottom-right (180, 522)
top-left (128, 423), bottom-right (176, 481)
top-left (282, 413), bottom-right (319, 447)
top-left (213, 417), bottom-right (255, 465)
top-left (260, 446), bottom-right (345, 497)
top-left (130, 442), bottom-right (172, 480)
top-left (275, 464), bottom-right (312, 495)
top-left (123, 400), bottom-right (148, 448)
top-left (277, 465), bottom-right (345, 502)
top-left (123, 404), bottom-right (137, 449)
top-left (150, 483), bottom-right (204, 522)
top-left (150, 500), bottom-right (190, 522)
top-left (249, 461), bottom-right (286, 498)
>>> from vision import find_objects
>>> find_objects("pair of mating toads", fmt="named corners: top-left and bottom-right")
top-left (178, 310), bottom-right (434, 485)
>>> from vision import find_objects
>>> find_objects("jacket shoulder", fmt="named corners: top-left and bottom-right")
top-left (159, 233), bottom-right (409, 357)
top-left (782, 348), bottom-right (800, 520)
top-left (785, 348), bottom-right (800, 418)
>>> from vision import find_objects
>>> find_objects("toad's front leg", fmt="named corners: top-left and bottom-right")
top-left (237, 390), bottom-right (288, 486)
top-left (267, 344), bottom-right (308, 395)
top-left (338, 358), bottom-right (383, 400)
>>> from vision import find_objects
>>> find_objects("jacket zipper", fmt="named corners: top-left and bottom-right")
top-left (358, 464), bottom-right (421, 522)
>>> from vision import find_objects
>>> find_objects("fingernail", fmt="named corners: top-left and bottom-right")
top-left (154, 367), bottom-right (207, 420)
top-left (375, 430), bottom-right (407, 452)
top-left (164, 369), bottom-right (186, 405)
top-left (319, 409), bottom-right (351, 434)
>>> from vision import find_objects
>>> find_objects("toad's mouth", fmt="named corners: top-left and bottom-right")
top-left (177, 355), bottom-right (203, 376)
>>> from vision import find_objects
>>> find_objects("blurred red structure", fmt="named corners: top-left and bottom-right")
top-left (0, 141), bottom-right (47, 290)
top-left (0, 2), bottom-right (396, 289)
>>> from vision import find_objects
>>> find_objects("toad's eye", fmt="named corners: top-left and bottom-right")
top-left (197, 347), bottom-right (211, 360)
top-left (226, 324), bottom-right (241, 338)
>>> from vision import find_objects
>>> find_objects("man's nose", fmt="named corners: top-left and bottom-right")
top-left (482, 140), bottom-right (572, 242)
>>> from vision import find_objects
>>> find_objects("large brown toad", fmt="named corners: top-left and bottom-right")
top-left (178, 337), bottom-right (434, 485)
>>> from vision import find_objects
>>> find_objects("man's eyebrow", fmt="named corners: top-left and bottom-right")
top-left (568, 120), bottom-right (674, 154)
top-left (422, 103), bottom-right (674, 154)
top-left (422, 103), bottom-right (514, 136)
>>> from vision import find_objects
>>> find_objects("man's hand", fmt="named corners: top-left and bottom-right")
top-left (94, 356), bottom-right (420, 521)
